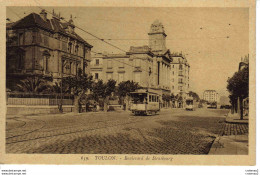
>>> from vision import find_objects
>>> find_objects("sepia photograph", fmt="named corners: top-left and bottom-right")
top-left (0, 0), bottom-right (256, 166)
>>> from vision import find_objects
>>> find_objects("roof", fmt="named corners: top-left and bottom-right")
top-left (9, 12), bottom-right (92, 48)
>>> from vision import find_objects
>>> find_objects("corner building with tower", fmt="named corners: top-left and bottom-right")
top-left (90, 20), bottom-right (190, 107)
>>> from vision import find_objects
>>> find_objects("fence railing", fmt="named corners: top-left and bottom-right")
top-left (6, 92), bottom-right (74, 106)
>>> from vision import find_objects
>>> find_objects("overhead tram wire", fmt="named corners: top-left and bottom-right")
top-left (33, 6), bottom-right (164, 76)
top-left (83, 36), bottom-right (230, 40)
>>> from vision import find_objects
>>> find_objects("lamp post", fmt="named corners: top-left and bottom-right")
top-left (59, 59), bottom-right (68, 113)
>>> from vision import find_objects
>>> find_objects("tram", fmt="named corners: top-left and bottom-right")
top-left (185, 98), bottom-right (194, 111)
top-left (130, 90), bottom-right (160, 116)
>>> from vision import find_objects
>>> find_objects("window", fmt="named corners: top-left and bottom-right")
top-left (75, 45), bottom-right (79, 55)
top-left (62, 42), bottom-right (67, 51)
top-left (179, 64), bottom-right (183, 70)
top-left (45, 56), bottom-right (49, 71)
top-left (44, 35), bottom-right (49, 46)
top-left (149, 95), bottom-right (152, 102)
top-left (178, 86), bottom-right (183, 91)
top-left (76, 64), bottom-right (79, 75)
top-left (96, 59), bottom-right (100, 65)
top-left (107, 60), bottom-right (112, 68)
top-left (95, 73), bottom-right (99, 80)
top-left (19, 33), bottom-right (24, 45)
top-left (32, 36), bottom-right (36, 44)
top-left (69, 62), bottom-right (72, 74)
top-left (172, 65), bottom-right (174, 68)
top-left (83, 62), bottom-right (87, 74)
top-left (178, 78), bottom-right (183, 83)
top-left (172, 71), bottom-right (174, 75)
top-left (172, 86), bottom-right (174, 90)
top-left (68, 42), bottom-right (72, 53)
top-left (179, 71), bottom-right (183, 76)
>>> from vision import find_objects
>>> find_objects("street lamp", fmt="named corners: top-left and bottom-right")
top-left (58, 59), bottom-right (68, 113)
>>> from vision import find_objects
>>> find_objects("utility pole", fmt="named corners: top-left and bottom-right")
top-left (59, 60), bottom-right (67, 113)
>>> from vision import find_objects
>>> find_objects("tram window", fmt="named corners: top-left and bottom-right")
top-left (153, 96), bottom-right (155, 102)
top-left (149, 95), bottom-right (152, 102)
top-left (156, 96), bottom-right (158, 102)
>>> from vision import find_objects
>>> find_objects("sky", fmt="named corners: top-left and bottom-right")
top-left (6, 7), bottom-right (249, 98)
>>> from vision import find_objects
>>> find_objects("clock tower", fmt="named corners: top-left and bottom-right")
top-left (148, 20), bottom-right (167, 52)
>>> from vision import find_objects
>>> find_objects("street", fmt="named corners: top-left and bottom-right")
top-left (6, 108), bottom-right (248, 154)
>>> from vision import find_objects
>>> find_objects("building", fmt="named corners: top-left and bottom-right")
top-left (6, 9), bottom-right (92, 89)
top-left (239, 54), bottom-right (249, 71)
top-left (170, 53), bottom-right (190, 107)
top-left (90, 20), bottom-right (173, 105)
top-left (203, 90), bottom-right (219, 103)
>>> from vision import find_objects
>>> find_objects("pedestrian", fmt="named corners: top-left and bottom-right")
top-left (123, 103), bottom-right (126, 110)
top-left (93, 102), bottom-right (97, 112)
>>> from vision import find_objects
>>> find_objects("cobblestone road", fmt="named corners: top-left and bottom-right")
top-left (5, 108), bottom-right (247, 154)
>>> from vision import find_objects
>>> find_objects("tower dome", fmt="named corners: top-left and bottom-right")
top-left (149, 19), bottom-right (165, 33)
top-left (148, 20), bottom-right (167, 51)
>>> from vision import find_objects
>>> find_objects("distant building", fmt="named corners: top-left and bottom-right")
top-left (170, 53), bottom-right (190, 107)
top-left (6, 9), bottom-right (92, 89)
top-left (203, 90), bottom-right (219, 103)
top-left (90, 20), bottom-right (173, 106)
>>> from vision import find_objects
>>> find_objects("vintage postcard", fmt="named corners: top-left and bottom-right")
top-left (0, 0), bottom-right (256, 165)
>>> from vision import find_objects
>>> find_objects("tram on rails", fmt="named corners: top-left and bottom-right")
top-left (130, 90), bottom-right (160, 116)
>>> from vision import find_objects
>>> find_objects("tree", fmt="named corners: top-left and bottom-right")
top-left (62, 69), bottom-right (93, 113)
top-left (227, 66), bottom-right (249, 119)
top-left (15, 75), bottom-right (52, 94)
top-left (51, 81), bottom-right (71, 94)
top-left (117, 80), bottom-right (141, 110)
top-left (188, 91), bottom-right (200, 101)
top-left (170, 93), bottom-right (176, 108)
top-left (91, 79), bottom-right (117, 112)
top-left (162, 94), bottom-right (171, 108)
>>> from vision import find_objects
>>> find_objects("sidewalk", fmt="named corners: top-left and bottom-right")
top-left (225, 111), bottom-right (249, 124)
top-left (209, 111), bottom-right (249, 155)
top-left (208, 134), bottom-right (248, 155)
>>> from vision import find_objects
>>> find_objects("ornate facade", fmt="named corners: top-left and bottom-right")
top-left (6, 9), bottom-right (92, 88)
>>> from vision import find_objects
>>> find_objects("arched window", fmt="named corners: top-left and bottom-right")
top-left (68, 42), bottom-right (72, 53)
top-left (43, 50), bottom-right (51, 72)
top-left (75, 45), bottom-right (79, 55)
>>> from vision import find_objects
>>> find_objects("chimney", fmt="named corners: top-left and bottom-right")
top-left (40, 9), bottom-right (47, 21)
